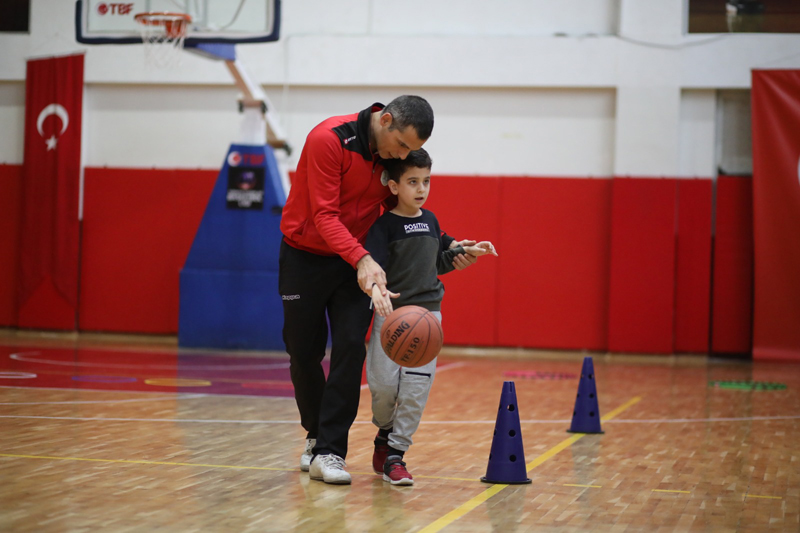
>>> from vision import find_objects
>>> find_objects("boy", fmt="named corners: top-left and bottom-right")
top-left (364, 148), bottom-right (497, 485)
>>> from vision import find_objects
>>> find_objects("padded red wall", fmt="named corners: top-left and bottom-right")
top-left (0, 164), bottom-right (23, 327)
top-left (711, 176), bottom-right (753, 354)
top-left (495, 177), bottom-right (613, 350)
top-left (79, 168), bottom-right (217, 334)
top-left (674, 180), bottom-right (713, 353)
top-left (424, 175), bottom-right (501, 346)
top-left (751, 71), bottom-right (800, 361)
top-left (3, 166), bottom-right (742, 355)
top-left (608, 178), bottom-right (678, 354)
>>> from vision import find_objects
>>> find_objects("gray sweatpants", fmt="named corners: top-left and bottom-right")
top-left (366, 311), bottom-right (441, 452)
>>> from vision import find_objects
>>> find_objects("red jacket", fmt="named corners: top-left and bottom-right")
top-left (281, 104), bottom-right (392, 268)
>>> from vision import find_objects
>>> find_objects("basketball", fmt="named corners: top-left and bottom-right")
top-left (379, 305), bottom-right (443, 368)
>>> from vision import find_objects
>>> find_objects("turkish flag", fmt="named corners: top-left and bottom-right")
top-left (18, 54), bottom-right (84, 323)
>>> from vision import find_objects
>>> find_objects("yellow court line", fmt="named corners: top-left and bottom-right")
top-left (419, 396), bottom-right (642, 533)
top-left (746, 494), bottom-right (782, 500)
top-left (526, 433), bottom-right (584, 469)
top-left (419, 483), bottom-right (508, 532)
top-left (601, 396), bottom-right (643, 421)
top-left (652, 489), bottom-right (691, 494)
top-left (564, 483), bottom-right (602, 488)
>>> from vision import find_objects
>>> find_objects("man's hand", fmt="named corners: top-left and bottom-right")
top-left (452, 253), bottom-right (478, 270)
top-left (357, 254), bottom-right (387, 295)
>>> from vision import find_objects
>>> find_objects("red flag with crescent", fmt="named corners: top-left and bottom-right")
top-left (18, 54), bottom-right (84, 314)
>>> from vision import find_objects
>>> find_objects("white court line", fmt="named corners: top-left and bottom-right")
top-left (0, 372), bottom-right (37, 379)
top-left (1, 414), bottom-right (798, 425)
top-left (0, 415), bottom-right (300, 424)
top-left (9, 352), bottom-right (290, 371)
top-left (607, 415), bottom-right (800, 423)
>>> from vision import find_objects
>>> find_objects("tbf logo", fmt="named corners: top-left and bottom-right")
top-left (96, 3), bottom-right (134, 15)
top-left (228, 151), bottom-right (265, 167)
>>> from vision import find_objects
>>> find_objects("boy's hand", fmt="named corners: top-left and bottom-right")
top-left (450, 239), bottom-right (476, 249)
top-left (463, 241), bottom-right (498, 257)
top-left (371, 284), bottom-right (400, 317)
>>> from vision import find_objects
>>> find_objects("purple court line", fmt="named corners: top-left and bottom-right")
top-left (359, 361), bottom-right (467, 390)
top-left (9, 352), bottom-right (291, 371)
top-left (0, 385), bottom-right (296, 401)
top-left (0, 394), bottom-right (205, 405)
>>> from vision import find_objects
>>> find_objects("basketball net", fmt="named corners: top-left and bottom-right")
top-left (134, 12), bottom-right (192, 69)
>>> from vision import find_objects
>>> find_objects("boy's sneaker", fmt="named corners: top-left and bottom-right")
top-left (383, 455), bottom-right (413, 486)
top-left (299, 438), bottom-right (315, 472)
top-left (309, 454), bottom-right (351, 484)
top-left (372, 432), bottom-right (390, 474)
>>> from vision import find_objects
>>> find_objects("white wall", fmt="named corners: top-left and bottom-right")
top-left (0, 82), bottom-right (26, 162)
top-left (1, 0), bottom-right (799, 176)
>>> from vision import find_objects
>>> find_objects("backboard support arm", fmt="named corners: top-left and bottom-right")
top-left (224, 59), bottom-right (291, 155)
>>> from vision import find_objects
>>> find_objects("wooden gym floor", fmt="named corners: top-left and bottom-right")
top-left (1, 329), bottom-right (798, 532)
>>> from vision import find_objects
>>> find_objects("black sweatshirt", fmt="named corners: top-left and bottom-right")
top-left (364, 209), bottom-right (465, 312)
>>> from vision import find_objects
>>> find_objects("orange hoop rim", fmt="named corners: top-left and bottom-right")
top-left (134, 12), bottom-right (192, 26)
top-left (134, 12), bottom-right (192, 38)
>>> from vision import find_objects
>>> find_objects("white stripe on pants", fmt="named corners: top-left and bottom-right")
top-left (366, 311), bottom-right (440, 452)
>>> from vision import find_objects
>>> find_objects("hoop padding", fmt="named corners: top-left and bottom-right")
top-left (134, 12), bottom-right (193, 68)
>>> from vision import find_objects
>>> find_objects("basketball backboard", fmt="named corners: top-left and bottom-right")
top-left (75, 0), bottom-right (280, 45)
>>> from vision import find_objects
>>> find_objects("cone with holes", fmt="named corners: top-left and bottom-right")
top-left (567, 356), bottom-right (604, 434)
top-left (481, 381), bottom-right (532, 484)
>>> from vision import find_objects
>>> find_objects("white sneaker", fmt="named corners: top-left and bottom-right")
top-left (300, 438), bottom-right (315, 472)
top-left (309, 454), bottom-right (351, 484)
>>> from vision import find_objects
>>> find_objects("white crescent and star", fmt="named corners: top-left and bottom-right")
top-left (36, 103), bottom-right (69, 151)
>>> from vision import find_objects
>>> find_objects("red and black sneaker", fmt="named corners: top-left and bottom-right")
top-left (372, 432), bottom-right (390, 474)
top-left (383, 456), bottom-right (413, 485)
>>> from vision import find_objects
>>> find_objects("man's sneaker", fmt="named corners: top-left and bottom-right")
top-left (309, 454), bottom-right (351, 485)
top-left (372, 433), bottom-right (390, 474)
top-left (299, 438), bottom-right (315, 472)
top-left (383, 456), bottom-right (413, 486)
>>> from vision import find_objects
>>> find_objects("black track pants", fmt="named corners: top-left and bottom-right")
top-left (279, 241), bottom-right (373, 459)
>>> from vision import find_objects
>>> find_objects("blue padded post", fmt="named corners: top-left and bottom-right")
top-left (179, 144), bottom-right (286, 350)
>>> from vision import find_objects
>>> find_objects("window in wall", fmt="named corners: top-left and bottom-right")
top-left (689, 0), bottom-right (800, 33)
top-left (715, 90), bottom-right (752, 175)
top-left (0, 0), bottom-right (30, 33)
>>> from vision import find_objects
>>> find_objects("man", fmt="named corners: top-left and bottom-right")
top-left (279, 95), bottom-right (474, 484)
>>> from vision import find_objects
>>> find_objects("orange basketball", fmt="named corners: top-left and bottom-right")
top-left (379, 305), bottom-right (443, 368)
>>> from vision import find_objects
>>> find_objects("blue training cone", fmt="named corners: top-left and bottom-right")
top-left (481, 381), bottom-right (532, 484)
top-left (567, 356), bottom-right (604, 434)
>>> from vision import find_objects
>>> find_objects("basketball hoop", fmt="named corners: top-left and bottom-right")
top-left (134, 12), bottom-right (192, 68)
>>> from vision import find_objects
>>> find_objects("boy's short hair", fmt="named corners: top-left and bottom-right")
top-left (382, 148), bottom-right (433, 183)
top-left (384, 95), bottom-right (434, 140)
